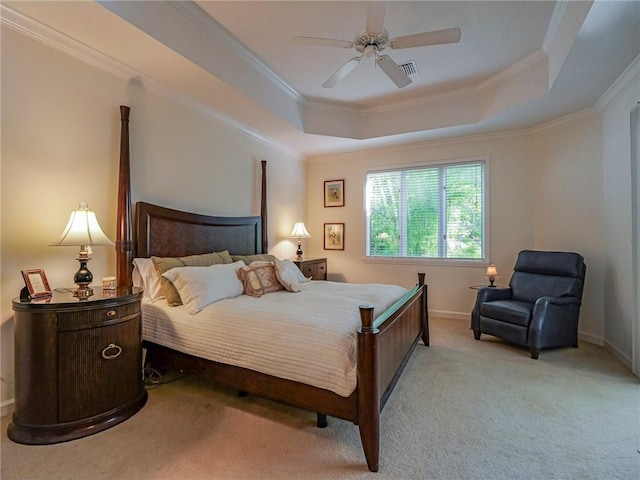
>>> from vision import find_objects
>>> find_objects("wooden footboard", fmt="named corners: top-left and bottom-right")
top-left (357, 274), bottom-right (427, 472)
top-left (143, 275), bottom-right (427, 473)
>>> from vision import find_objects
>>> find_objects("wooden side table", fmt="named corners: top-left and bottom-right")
top-left (293, 257), bottom-right (327, 280)
top-left (9, 287), bottom-right (147, 445)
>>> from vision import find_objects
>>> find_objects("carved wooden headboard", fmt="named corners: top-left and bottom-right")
top-left (135, 202), bottom-right (263, 259)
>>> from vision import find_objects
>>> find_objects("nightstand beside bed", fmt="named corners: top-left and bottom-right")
top-left (292, 257), bottom-right (327, 281)
top-left (9, 287), bottom-right (147, 445)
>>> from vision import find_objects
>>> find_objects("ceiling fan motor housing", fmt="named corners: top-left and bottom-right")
top-left (355, 29), bottom-right (390, 55)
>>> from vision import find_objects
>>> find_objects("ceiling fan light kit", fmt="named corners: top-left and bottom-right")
top-left (292, 1), bottom-right (461, 89)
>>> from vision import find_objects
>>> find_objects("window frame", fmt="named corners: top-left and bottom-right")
top-left (363, 156), bottom-right (490, 266)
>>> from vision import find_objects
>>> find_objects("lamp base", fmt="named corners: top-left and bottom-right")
top-left (72, 286), bottom-right (94, 299)
top-left (296, 241), bottom-right (303, 259)
top-left (73, 253), bottom-right (94, 299)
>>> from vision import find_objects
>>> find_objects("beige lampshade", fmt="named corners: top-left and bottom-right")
top-left (50, 203), bottom-right (114, 298)
top-left (486, 264), bottom-right (498, 277)
top-left (51, 203), bottom-right (114, 247)
top-left (290, 221), bottom-right (311, 239)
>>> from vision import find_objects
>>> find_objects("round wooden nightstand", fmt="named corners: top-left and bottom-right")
top-left (8, 287), bottom-right (147, 445)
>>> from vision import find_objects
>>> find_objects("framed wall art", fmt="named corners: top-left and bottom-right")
top-left (324, 223), bottom-right (345, 250)
top-left (324, 179), bottom-right (345, 207)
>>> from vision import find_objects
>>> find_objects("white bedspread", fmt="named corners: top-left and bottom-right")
top-left (142, 281), bottom-right (408, 397)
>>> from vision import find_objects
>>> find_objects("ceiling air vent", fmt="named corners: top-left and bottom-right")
top-left (399, 61), bottom-right (418, 76)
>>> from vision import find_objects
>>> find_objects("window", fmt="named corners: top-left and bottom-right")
top-left (365, 160), bottom-right (486, 260)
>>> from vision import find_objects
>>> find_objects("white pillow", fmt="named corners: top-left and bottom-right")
top-left (274, 259), bottom-right (311, 292)
top-left (162, 261), bottom-right (245, 314)
top-left (133, 258), bottom-right (164, 302)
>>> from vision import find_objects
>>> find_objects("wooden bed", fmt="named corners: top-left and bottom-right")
top-left (115, 106), bottom-right (429, 472)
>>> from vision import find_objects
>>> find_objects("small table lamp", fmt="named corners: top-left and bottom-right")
top-left (486, 264), bottom-right (499, 287)
top-left (51, 203), bottom-right (115, 298)
top-left (290, 221), bottom-right (311, 259)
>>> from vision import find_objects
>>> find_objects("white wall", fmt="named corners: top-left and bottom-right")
top-left (306, 118), bottom-right (606, 343)
top-left (0, 27), bottom-right (305, 406)
top-left (306, 131), bottom-right (537, 317)
top-left (601, 61), bottom-right (640, 368)
top-left (531, 113), bottom-right (605, 342)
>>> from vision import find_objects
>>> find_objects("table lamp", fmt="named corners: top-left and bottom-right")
top-left (290, 221), bottom-right (311, 259)
top-left (486, 264), bottom-right (498, 287)
top-left (51, 203), bottom-right (115, 298)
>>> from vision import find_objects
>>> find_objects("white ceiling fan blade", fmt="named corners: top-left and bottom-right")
top-left (322, 57), bottom-right (362, 88)
top-left (365, 0), bottom-right (389, 34)
top-left (391, 27), bottom-right (462, 49)
top-left (377, 55), bottom-right (412, 88)
top-left (291, 36), bottom-right (354, 49)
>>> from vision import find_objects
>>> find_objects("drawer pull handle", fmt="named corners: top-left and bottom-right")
top-left (106, 310), bottom-right (118, 318)
top-left (101, 343), bottom-right (122, 360)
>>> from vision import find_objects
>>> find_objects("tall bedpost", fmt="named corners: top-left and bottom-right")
top-left (357, 304), bottom-right (380, 472)
top-left (418, 273), bottom-right (429, 346)
top-left (261, 160), bottom-right (268, 253)
top-left (116, 105), bottom-right (133, 287)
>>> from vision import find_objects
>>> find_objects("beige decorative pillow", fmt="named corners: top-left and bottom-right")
top-left (237, 262), bottom-right (283, 298)
top-left (231, 254), bottom-right (277, 265)
top-left (162, 261), bottom-right (245, 314)
top-left (133, 257), bottom-right (164, 302)
top-left (274, 259), bottom-right (304, 292)
top-left (152, 251), bottom-right (233, 306)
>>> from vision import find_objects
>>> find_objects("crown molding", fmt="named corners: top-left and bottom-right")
top-left (531, 107), bottom-right (597, 134)
top-left (544, 0), bottom-right (593, 87)
top-left (542, 0), bottom-right (570, 54)
top-left (167, 1), bottom-right (304, 105)
top-left (595, 54), bottom-right (640, 112)
top-left (0, 4), bottom-right (300, 160)
top-left (307, 126), bottom-right (532, 162)
top-left (305, 49), bottom-right (547, 120)
top-left (364, 85), bottom-right (477, 115)
top-left (0, 4), bottom-right (134, 80)
top-left (477, 50), bottom-right (547, 92)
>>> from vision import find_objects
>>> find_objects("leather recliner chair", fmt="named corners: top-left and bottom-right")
top-left (471, 250), bottom-right (586, 359)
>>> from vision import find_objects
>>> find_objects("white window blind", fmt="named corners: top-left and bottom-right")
top-left (366, 160), bottom-right (485, 260)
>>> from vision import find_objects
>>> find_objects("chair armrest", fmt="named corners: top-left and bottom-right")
top-left (529, 296), bottom-right (582, 349)
top-left (536, 296), bottom-right (581, 307)
top-left (477, 287), bottom-right (513, 303)
top-left (471, 287), bottom-right (513, 331)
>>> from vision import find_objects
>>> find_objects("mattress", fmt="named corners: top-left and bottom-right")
top-left (141, 281), bottom-right (408, 397)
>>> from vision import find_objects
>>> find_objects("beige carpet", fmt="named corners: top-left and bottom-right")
top-left (2, 317), bottom-right (639, 480)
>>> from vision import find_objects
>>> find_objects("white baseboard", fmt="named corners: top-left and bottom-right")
top-left (578, 331), bottom-right (604, 346)
top-left (603, 339), bottom-right (633, 370)
top-left (1, 399), bottom-right (15, 418)
top-left (430, 310), bottom-right (469, 321)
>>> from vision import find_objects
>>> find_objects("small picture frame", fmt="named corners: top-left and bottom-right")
top-left (21, 269), bottom-right (52, 299)
top-left (324, 223), bottom-right (345, 250)
top-left (324, 179), bottom-right (345, 207)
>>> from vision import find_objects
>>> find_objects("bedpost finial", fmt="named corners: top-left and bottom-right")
top-left (359, 304), bottom-right (376, 332)
top-left (418, 272), bottom-right (425, 285)
top-left (120, 105), bottom-right (130, 121)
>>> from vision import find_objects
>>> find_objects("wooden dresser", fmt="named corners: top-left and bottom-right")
top-left (293, 257), bottom-right (327, 280)
top-left (9, 287), bottom-right (147, 445)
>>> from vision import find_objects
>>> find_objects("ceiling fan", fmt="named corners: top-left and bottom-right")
top-left (291, 1), bottom-right (461, 89)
